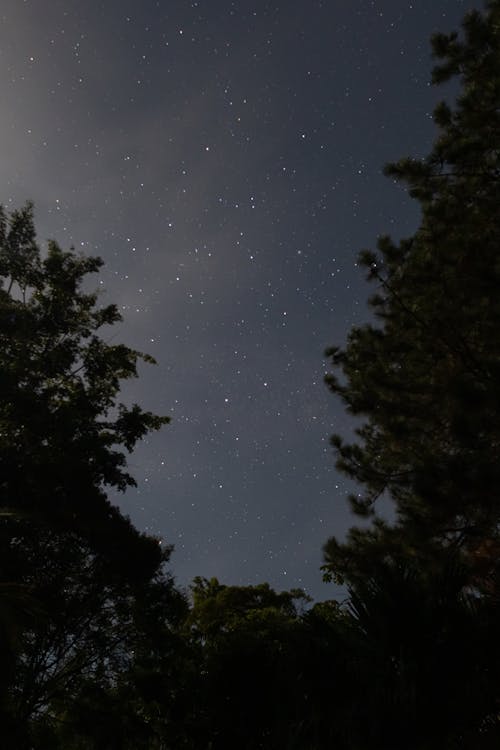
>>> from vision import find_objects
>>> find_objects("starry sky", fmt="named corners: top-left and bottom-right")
top-left (2, 0), bottom-right (468, 600)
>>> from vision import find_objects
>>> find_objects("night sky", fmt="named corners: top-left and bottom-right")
top-left (2, 0), bottom-right (467, 600)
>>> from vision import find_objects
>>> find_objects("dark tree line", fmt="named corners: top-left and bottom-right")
top-left (1, 1), bottom-right (500, 747)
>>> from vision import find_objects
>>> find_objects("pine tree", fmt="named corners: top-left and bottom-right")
top-left (323, 0), bottom-right (500, 581)
top-left (321, 10), bottom-right (500, 744)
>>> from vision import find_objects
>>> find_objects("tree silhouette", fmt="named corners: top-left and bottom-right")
top-left (324, 0), bottom-right (500, 584)
top-left (0, 204), bottom-right (179, 747)
top-left (323, 2), bottom-right (500, 745)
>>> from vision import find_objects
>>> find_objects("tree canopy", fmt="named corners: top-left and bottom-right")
top-left (324, 0), bottom-right (500, 584)
top-left (0, 204), bottom-right (181, 748)
top-left (0, 202), bottom-right (169, 575)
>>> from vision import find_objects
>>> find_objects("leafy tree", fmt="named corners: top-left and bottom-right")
top-left (40, 546), bottom-right (189, 750)
top-left (186, 578), bottom-right (309, 749)
top-left (173, 579), bottom-right (320, 750)
top-left (0, 202), bottom-right (168, 569)
top-left (0, 204), bottom-right (179, 747)
top-left (177, 579), bottom-right (386, 750)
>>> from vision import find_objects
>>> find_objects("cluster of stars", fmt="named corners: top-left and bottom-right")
top-left (0, 0), bottom-right (466, 600)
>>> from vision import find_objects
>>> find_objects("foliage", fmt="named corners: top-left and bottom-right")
top-left (0, 204), bottom-right (178, 747)
top-left (0, 202), bottom-right (168, 561)
top-left (324, 0), bottom-right (500, 572)
top-left (180, 578), bottom-right (350, 750)
top-left (322, 1), bottom-right (500, 746)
